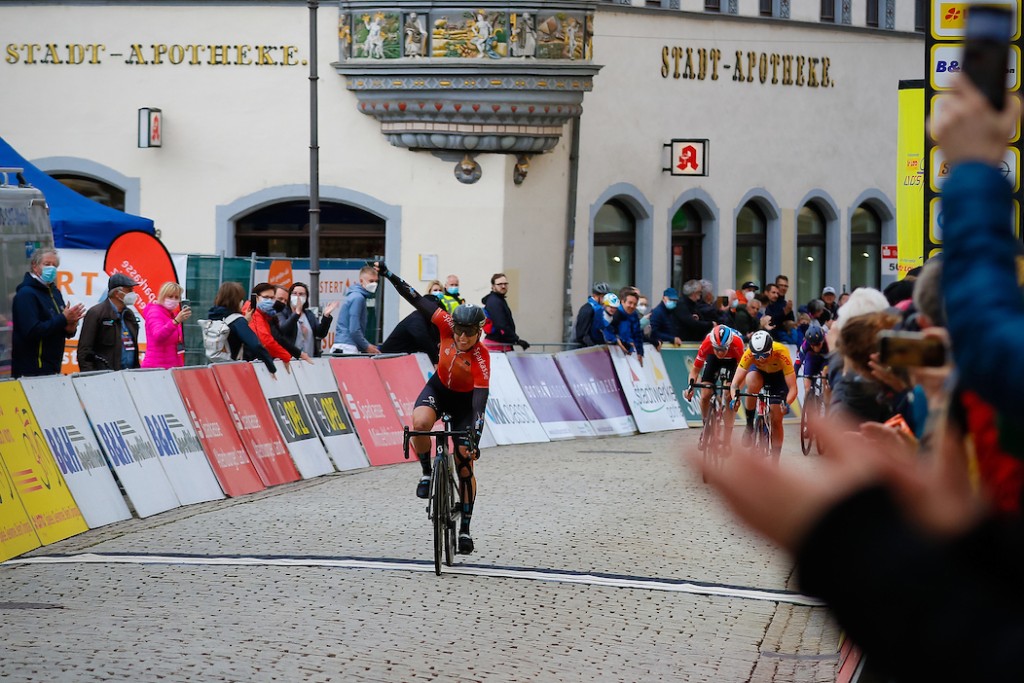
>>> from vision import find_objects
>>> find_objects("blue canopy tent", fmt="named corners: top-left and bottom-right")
top-left (0, 136), bottom-right (155, 249)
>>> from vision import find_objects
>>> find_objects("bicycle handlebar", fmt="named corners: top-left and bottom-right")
top-left (402, 426), bottom-right (479, 459)
top-left (690, 382), bottom-right (731, 392)
top-left (734, 390), bottom-right (788, 405)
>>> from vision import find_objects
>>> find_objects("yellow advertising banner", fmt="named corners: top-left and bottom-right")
top-left (0, 383), bottom-right (88, 545)
top-left (0, 454), bottom-right (40, 562)
top-left (896, 83), bottom-right (926, 275)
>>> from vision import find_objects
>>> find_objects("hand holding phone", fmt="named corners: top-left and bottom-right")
top-left (249, 294), bottom-right (258, 310)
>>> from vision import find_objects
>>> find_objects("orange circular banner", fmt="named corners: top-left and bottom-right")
top-left (103, 230), bottom-right (178, 312)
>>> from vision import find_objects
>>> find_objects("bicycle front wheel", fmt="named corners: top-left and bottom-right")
top-left (800, 395), bottom-right (817, 455)
top-left (815, 395), bottom-right (828, 455)
top-left (432, 452), bottom-right (449, 576)
top-left (701, 410), bottom-right (719, 483)
top-left (444, 455), bottom-right (459, 566)
top-left (753, 416), bottom-right (770, 458)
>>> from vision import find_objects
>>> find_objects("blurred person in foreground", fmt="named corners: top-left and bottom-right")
top-left (695, 76), bottom-right (1024, 683)
top-left (141, 281), bottom-right (191, 369)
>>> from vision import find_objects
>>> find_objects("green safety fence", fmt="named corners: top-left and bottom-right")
top-left (182, 255), bottom-right (254, 367)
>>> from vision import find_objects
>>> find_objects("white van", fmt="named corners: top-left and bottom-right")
top-left (0, 168), bottom-right (55, 377)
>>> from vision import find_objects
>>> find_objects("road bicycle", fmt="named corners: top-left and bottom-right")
top-left (403, 414), bottom-right (476, 576)
top-left (799, 374), bottom-right (829, 456)
top-left (690, 370), bottom-right (732, 482)
top-left (735, 388), bottom-right (787, 459)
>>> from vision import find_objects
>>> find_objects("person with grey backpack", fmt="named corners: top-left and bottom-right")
top-left (199, 281), bottom-right (276, 374)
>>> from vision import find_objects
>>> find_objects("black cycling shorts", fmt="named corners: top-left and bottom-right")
top-left (748, 367), bottom-right (789, 399)
top-left (700, 356), bottom-right (738, 384)
top-left (415, 373), bottom-right (475, 434)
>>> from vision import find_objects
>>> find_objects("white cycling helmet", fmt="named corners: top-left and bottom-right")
top-left (749, 330), bottom-right (773, 358)
top-left (602, 293), bottom-right (620, 308)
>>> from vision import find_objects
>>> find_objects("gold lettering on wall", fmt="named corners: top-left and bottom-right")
top-left (660, 45), bottom-right (835, 88)
top-left (3, 42), bottom-right (305, 66)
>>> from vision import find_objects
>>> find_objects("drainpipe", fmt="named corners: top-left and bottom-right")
top-left (562, 114), bottom-right (582, 343)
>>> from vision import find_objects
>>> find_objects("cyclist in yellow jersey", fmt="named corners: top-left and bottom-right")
top-left (730, 330), bottom-right (798, 460)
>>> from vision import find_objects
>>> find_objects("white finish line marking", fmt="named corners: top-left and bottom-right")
top-left (5, 553), bottom-right (824, 607)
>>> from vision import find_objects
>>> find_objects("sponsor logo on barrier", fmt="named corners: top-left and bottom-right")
top-left (521, 381), bottom-right (573, 400)
top-left (368, 427), bottom-right (404, 447)
top-left (485, 398), bottom-right (536, 426)
top-left (304, 393), bottom-right (352, 437)
top-left (567, 377), bottom-right (619, 397)
top-left (268, 396), bottom-right (315, 443)
top-left (143, 414), bottom-right (203, 458)
top-left (43, 426), bottom-right (106, 474)
top-left (95, 420), bottom-right (158, 466)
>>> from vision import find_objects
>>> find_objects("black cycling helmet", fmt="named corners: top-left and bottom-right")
top-left (592, 281), bottom-right (611, 295)
top-left (452, 303), bottom-right (486, 327)
top-left (805, 325), bottom-right (825, 345)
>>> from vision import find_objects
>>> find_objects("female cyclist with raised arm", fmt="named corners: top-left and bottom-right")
top-left (371, 261), bottom-right (490, 554)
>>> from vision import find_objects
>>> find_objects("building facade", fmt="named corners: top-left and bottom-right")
top-left (0, 0), bottom-right (923, 339)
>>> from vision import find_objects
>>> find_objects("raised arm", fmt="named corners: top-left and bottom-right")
top-left (371, 261), bottom-right (440, 318)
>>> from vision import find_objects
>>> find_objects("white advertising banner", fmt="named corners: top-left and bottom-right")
top-left (608, 345), bottom-right (688, 433)
top-left (121, 369), bottom-right (225, 505)
top-left (253, 361), bottom-right (336, 479)
top-left (20, 375), bottom-right (132, 528)
top-left (290, 359), bottom-right (369, 471)
top-left (484, 353), bottom-right (549, 445)
top-left (72, 372), bottom-right (181, 517)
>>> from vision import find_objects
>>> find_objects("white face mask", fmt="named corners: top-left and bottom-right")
top-left (122, 291), bottom-right (139, 306)
top-left (364, 281), bottom-right (379, 294)
top-left (744, 290), bottom-right (755, 302)
top-left (637, 304), bottom-right (648, 315)
top-left (291, 294), bottom-right (306, 307)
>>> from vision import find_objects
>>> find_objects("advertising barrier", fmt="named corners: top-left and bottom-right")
top-left (172, 367), bottom-right (266, 497)
top-left (608, 345), bottom-right (688, 433)
top-left (506, 352), bottom-right (595, 440)
top-left (121, 370), bottom-right (225, 506)
top-left (0, 452), bottom-right (40, 562)
top-left (373, 354), bottom-right (429, 429)
top-left (484, 353), bottom-right (549, 445)
top-left (73, 372), bottom-right (181, 518)
top-left (330, 356), bottom-right (408, 466)
top-left (211, 363), bottom-right (301, 486)
top-left (21, 375), bottom-right (132, 528)
top-left (290, 359), bottom-right (369, 471)
top-left (252, 361), bottom-right (335, 479)
top-left (659, 345), bottom-right (707, 427)
top-left (0, 381), bottom-right (88, 545)
top-left (555, 346), bottom-right (636, 436)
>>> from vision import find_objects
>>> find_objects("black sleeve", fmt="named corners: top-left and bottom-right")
top-left (230, 317), bottom-right (276, 373)
top-left (797, 486), bottom-right (1024, 682)
top-left (314, 312), bottom-right (333, 339)
top-left (384, 270), bottom-right (439, 319)
top-left (471, 387), bottom-right (489, 444)
top-left (270, 316), bottom-right (302, 359)
top-left (485, 295), bottom-right (518, 342)
top-left (574, 305), bottom-right (595, 345)
top-left (278, 312), bottom-right (300, 339)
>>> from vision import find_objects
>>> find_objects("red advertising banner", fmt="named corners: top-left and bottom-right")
top-left (172, 367), bottom-right (265, 497)
top-left (373, 355), bottom-right (430, 429)
top-left (211, 364), bottom-right (301, 486)
top-left (330, 357), bottom-right (407, 466)
top-left (103, 230), bottom-right (179, 313)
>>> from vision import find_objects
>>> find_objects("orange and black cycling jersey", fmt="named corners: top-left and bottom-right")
top-left (432, 308), bottom-right (490, 393)
top-left (738, 341), bottom-right (795, 375)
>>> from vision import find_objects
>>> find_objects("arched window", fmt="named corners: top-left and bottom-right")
top-left (671, 202), bottom-right (703, 292)
top-left (51, 174), bottom-right (126, 212)
top-left (851, 205), bottom-right (882, 289)
top-left (235, 201), bottom-right (385, 258)
top-left (594, 199), bottom-right (636, 291)
top-left (797, 204), bottom-right (827, 302)
top-left (736, 202), bottom-right (767, 289)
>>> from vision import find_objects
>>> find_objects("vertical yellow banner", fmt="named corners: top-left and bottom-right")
top-left (0, 454), bottom-right (40, 562)
top-left (0, 383), bottom-right (88, 545)
top-left (897, 83), bottom-right (925, 276)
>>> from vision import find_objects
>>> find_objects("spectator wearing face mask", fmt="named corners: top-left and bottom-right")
top-left (141, 281), bottom-right (191, 369)
top-left (78, 273), bottom-right (142, 372)
top-left (277, 282), bottom-right (338, 358)
top-left (649, 288), bottom-right (683, 347)
top-left (11, 248), bottom-right (85, 378)
top-left (247, 282), bottom-right (297, 364)
top-left (439, 274), bottom-right (464, 314)
top-left (331, 265), bottom-right (381, 354)
top-left (637, 294), bottom-right (653, 340)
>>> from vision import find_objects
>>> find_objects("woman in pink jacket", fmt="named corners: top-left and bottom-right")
top-left (141, 282), bottom-right (192, 368)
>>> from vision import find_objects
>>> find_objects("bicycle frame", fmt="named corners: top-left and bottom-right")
top-left (735, 388), bottom-right (785, 458)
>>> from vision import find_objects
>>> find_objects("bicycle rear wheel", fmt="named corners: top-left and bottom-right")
top-left (800, 395), bottom-right (818, 455)
top-left (432, 452), bottom-right (449, 576)
top-left (815, 395), bottom-right (828, 455)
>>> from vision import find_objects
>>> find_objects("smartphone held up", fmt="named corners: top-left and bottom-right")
top-left (962, 4), bottom-right (1014, 111)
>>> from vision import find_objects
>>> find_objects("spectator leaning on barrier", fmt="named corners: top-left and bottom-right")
top-left (675, 279), bottom-right (715, 342)
top-left (649, 287), bottom-right (683, 348)
top-left (482, 272), bottom-right (529, 353)
top-left (573, 281), bottom-right (611, 347)
top-left (141, 281), bottom-right (191, 369)
top-left (78, 273), bottom-right (141, 372)
top-left (278, 282), bottom-right (338, 358)
top-left (249, 282), bottom-right (298, 364)
top-left (207, 281), bottom-right (276, 373)
top-left (11, 248), bottom-right (85, 378)
top-left (612, 286), bottom-right (645, 366)
top-left (332, 265), bottom-right (381, 355)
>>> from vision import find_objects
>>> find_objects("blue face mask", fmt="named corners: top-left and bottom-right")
top-left (256, 298), bottom-right (276, 314)
top-left (446, 286), bottom-right (459, 296)
top-left (40, 265), bottom-right (58, 284)
top-left (665, 300), bottom-right (677, 310)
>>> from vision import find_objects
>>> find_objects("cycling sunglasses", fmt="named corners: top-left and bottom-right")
top-left (453, 324), bottom-right (480, 338)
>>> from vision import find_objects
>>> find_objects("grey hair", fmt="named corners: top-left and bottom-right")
top-left (30, 248), bottom-right (58, 268)
top-left (912, 259), bottom-right (945, 327)
top-left (699, 279), bottom-right (713, 296)
top-left (682, 279), bottom-right (701, 297)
